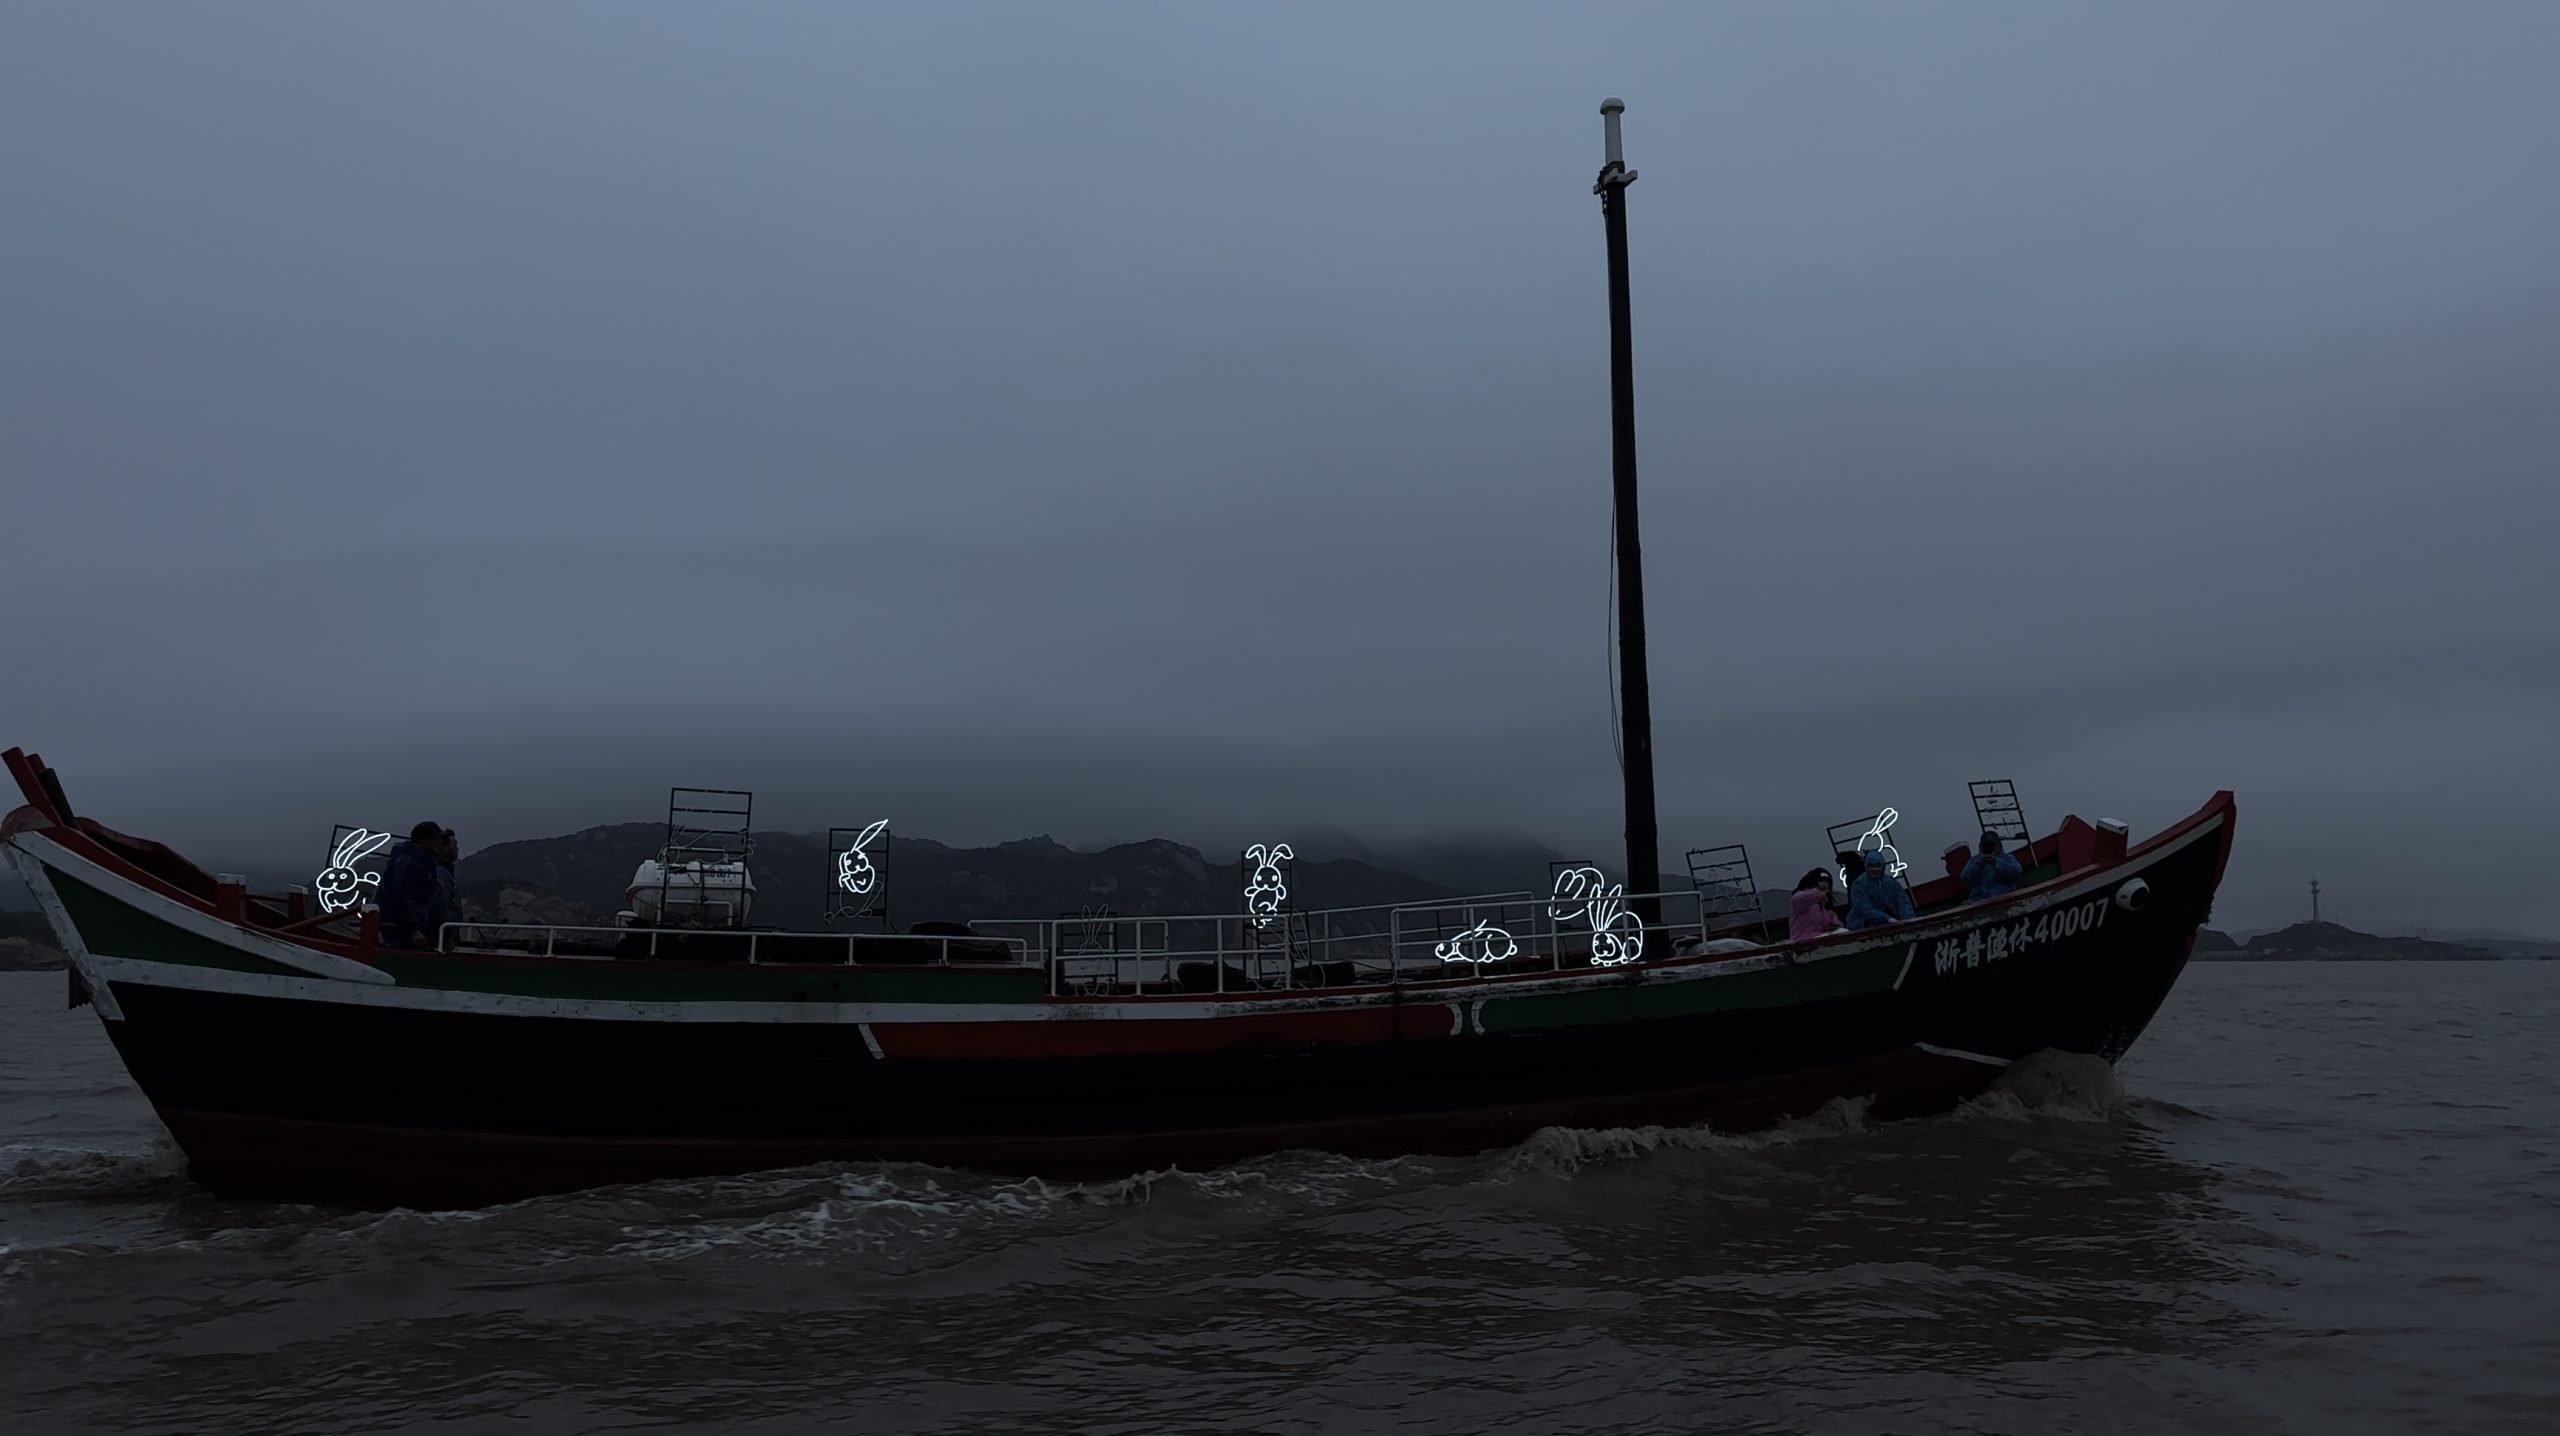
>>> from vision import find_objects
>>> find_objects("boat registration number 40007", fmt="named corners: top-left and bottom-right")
top-left (1931, 896), bottom-right (2111, 976)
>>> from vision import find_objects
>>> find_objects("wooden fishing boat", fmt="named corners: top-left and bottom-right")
top-left (1, 102), bottom-right (2237, 1208)
top-left (3, 747), bottom-right (2234, 1208)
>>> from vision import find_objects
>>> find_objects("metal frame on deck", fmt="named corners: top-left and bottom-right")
top-left (1684, 843), bottom-right (1767, 936)
top-left (654, 787), bottom-right (754, 930)
top-left (1968, 779), bottom-right (2037, 867)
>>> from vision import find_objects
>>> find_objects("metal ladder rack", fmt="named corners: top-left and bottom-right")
top-left (660, 787), bottom-right (754, 929)
top-left (666, 787), bottom-right (753, 860)
top-left (1967, 779), bottom-right (2037, 866)
top-left (1684, 843), bottom-right (1766, 936)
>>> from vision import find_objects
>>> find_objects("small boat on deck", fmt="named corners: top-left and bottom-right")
top-left (3, 746), bottom-right (2234, 1208)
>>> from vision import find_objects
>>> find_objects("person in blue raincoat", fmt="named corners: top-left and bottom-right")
top-left (1846, 848), bottom-right (1917, 930)
top-left (1961, 829), bottom-right (2024, 903)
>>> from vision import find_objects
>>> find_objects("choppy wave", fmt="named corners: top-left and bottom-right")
top-left (0, 1051), bottom-right (2150, 1269)
top-left (1498, 1095), bottom-right (1877, 1176)
top-left (0, 1140), bottom-right (187, 1202)
top-left (384, 1070), bottom-right (2133, 1260)
top-left (1959, 1047), bottom-right (2125, 1121)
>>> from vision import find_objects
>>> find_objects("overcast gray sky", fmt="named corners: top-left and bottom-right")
top-left (4, 2), bottom-right (2554, 935)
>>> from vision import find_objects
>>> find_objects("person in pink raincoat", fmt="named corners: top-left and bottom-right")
top-left (1788, 868), bottom-right (1845, 942)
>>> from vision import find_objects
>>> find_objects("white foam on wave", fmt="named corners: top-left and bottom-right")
top-left (585, 1149), bottom-right (1435, 1265)
top-left (1496, 1096), bottom-right (1876, 1177)
top-left (1492, 1050), bottom-right (2147, 1177)
top-left (1957, 1049), bottom-right (2125, 1123)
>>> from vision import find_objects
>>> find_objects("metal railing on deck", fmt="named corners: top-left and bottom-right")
top-left (1030, 887), bottom-right (1727, 996)
top-left (432, 921), bottom-right (1033, 968)
top-left (416, 886), bottom-right (1750, 991)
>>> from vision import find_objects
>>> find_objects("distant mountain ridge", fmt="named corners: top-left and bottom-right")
top-left (0, 910), bottom-right (65, 971)
top-left (2193, 920), bottom-right (2529, 961)
top-left (450, 820), bottom-right (1821, 935)
top-left (2385, 927), bottom-right (2560, 959)
top-left (456, 825), bottom-right (1470, 931)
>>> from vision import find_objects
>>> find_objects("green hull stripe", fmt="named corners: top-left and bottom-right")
top-left (1481, 947), bottom-right (1905, 1032)
top-left (41, 863), bottom-right (1048, 1003)
top-left (46, 868), bottom-right (307, 978)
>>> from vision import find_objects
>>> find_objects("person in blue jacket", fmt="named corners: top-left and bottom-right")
top-left (1962, 829), bottom-right (2024, 902)
top-left (377, 821), bottom-right (445, 948)
top-left (1846, 848), bottom-right (1917, 930)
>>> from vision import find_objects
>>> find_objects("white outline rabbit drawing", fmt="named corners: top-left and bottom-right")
top-left (1550, 866), bottom-right (1607, 926)
top-left (1586, 885), bottom-right (1645, 967)
top-left (316, 828), bottom-right (392, 914)
top-left (1861, 807), bottom-right (1907, 878)
top-left (1243, 843), bottom-right (1292, 929)
top-left (1434, 919), bottom-right (1519, 966)
top-left (1551, 866), bottom-right (1645, 967)
top-left (835, 820), bottom-right (888, 898)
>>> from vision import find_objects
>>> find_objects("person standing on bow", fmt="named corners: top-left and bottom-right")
top-left (430, 827), bottom-right (460, 950)
top-left (1961, 829), bottom-right (2024, 903)
top-left (1846, 848), bottom-right (1917, 930)
top-left (377, 821), bottom-right (445, 949)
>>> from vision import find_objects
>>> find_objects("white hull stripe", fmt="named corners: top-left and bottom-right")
top-left (1916, 1043), bottom-right (2012, 1067)
top-left (11, 830), bottom-right (394, 985)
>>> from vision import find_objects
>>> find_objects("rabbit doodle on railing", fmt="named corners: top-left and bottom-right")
top-left (1586, 885), bottom-right (1646, 967)
top-left (1075, 904), bottom-right (1118, 955)
top-left (834, 820), bottom-right (888, 898)
top-left (315, 828), bottom-right (392, 914)
top-left (1550, 865), bottom-right (1646, 966)
top-left (1549, 865), bottom-right (1607, 926)
top-left (1433, 919), bottom-right (1518, 966)
top-left (1860, 807), bottom-right (1907, 878)
top-left (1243, 842), bottom-right (1292, 929)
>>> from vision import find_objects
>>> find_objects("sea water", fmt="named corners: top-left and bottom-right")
top-left (1, 965), bottom-right (2553, 1434)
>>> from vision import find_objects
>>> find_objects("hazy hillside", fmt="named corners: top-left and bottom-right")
top-left (2387, 927), bottom-right (2560, 959)
top-left (0, 826), bottom-right (1796, 941)
top-left (0, 910), bottom-right (65, 971)
top-left (2196, 920), bottom-right (2509, 962)
top-left (17, 814), bottom-right (2545, 959)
